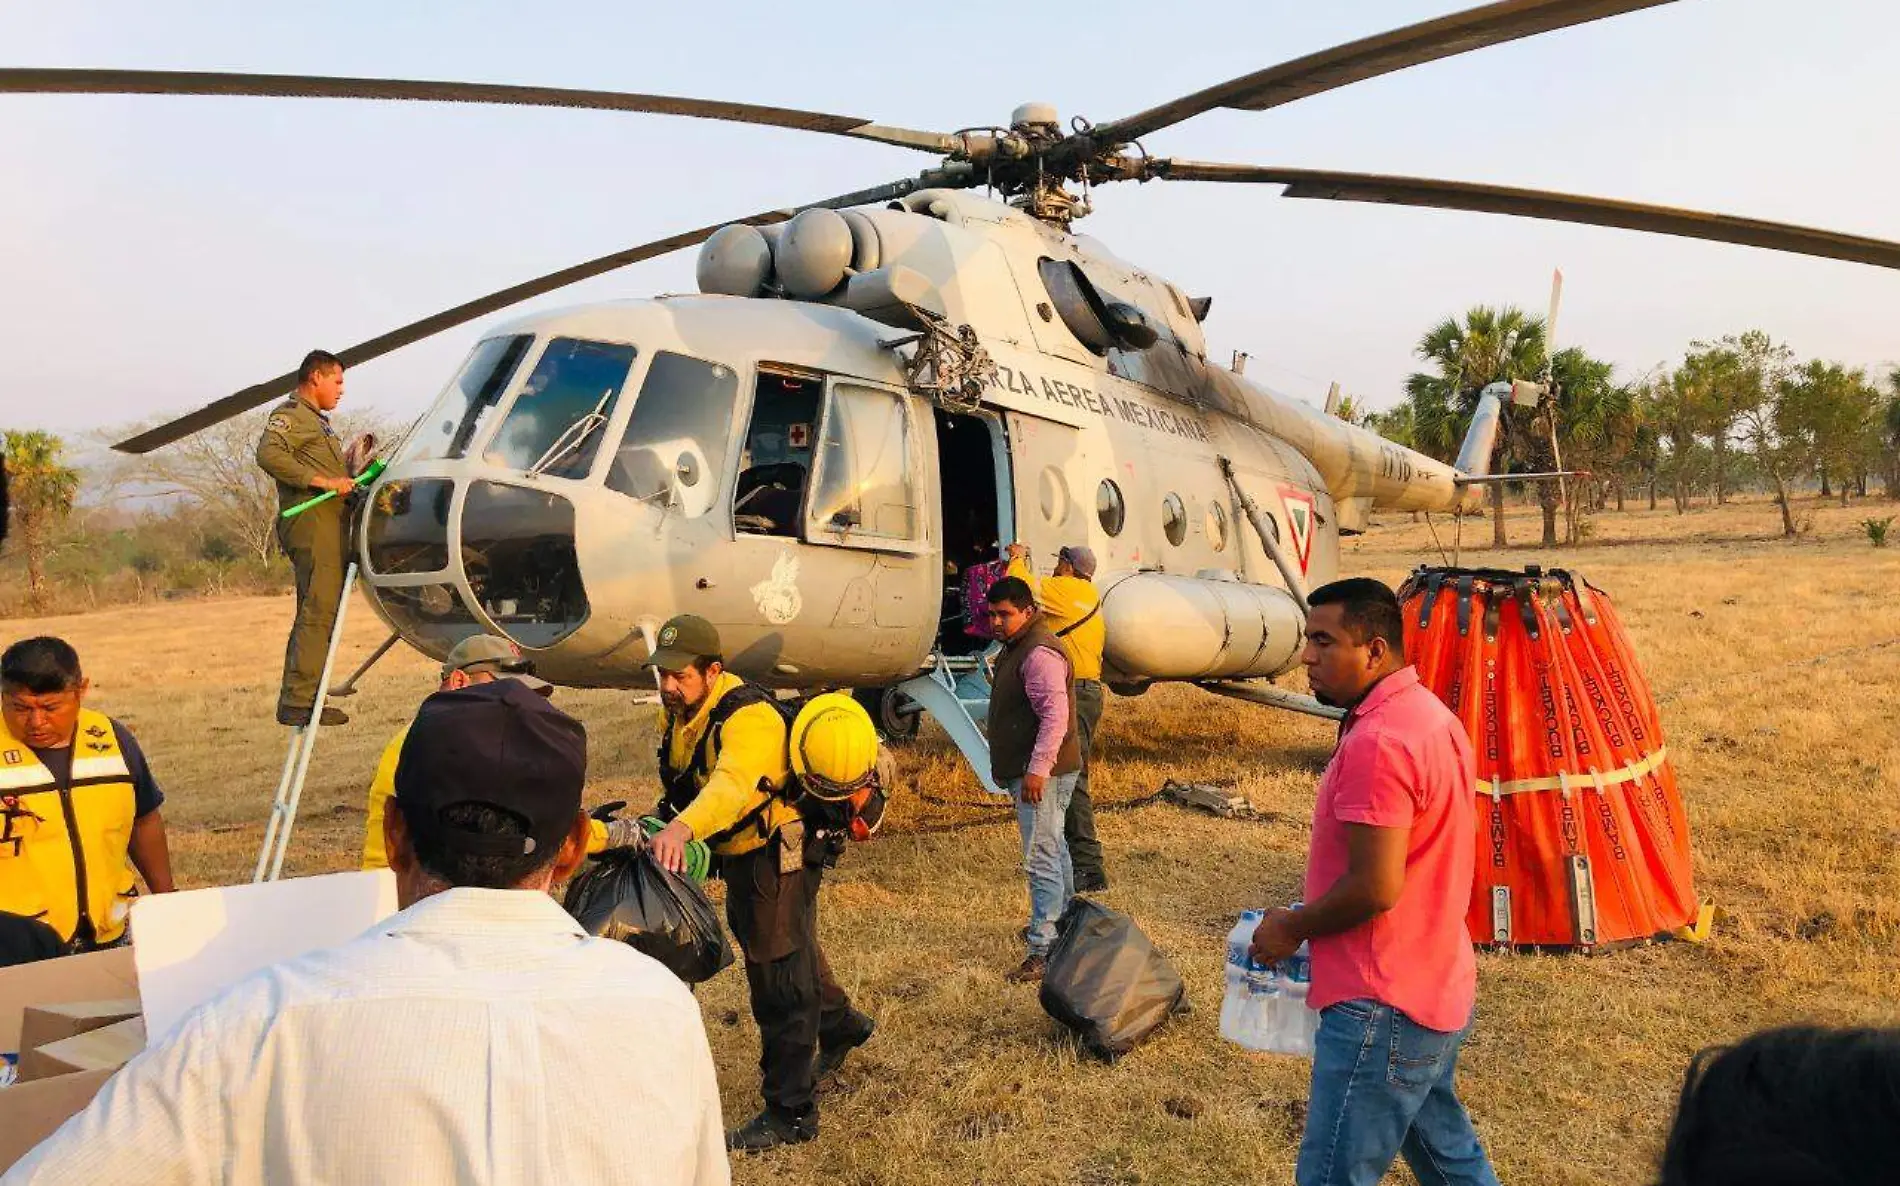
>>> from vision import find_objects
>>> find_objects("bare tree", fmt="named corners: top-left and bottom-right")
top-left (102, 408), bottom-right (393, 560)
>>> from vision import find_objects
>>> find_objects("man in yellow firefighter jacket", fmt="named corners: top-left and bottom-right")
top-left (1, 637), bottom-right (174, 966)
top-left (642, 614), bottom-right (877, 1154)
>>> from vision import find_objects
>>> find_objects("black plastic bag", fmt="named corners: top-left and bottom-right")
top-left (1038, 897), bottom-right (1186, 1061)
top-left (562, 847), bottom-right (733, 984)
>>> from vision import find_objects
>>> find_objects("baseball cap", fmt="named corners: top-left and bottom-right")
top-left (394, 680), bottom-right (586, 860)
top-left (645, 614), bottom-right (723, 673)
top-left (441, 634), bottom-right (552, 695)
top-left (1058, 545), bottom-right (1099, 580)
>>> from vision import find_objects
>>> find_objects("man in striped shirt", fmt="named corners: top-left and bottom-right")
top-left (7, 681), bottom-right (728, 1185)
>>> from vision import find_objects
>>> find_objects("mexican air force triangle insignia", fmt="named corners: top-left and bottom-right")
top-left (1277, 486), bottom-right (1317, 575)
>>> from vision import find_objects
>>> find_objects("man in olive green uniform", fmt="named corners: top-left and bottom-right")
top-left (256, 350), bottom-right (357, 728)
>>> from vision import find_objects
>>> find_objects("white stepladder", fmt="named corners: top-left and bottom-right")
top-left (254, 562), bottom-right (360, 883)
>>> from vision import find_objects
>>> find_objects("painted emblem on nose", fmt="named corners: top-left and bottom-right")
top-left (751, 552), bottom-right (803, 625)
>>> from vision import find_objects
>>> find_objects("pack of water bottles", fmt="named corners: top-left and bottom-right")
top-left (1219, 906), bottom-right (1319, 1056)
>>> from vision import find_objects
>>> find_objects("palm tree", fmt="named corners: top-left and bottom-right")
top-left (1548, 348), bottom-right (1632, 541)
top-left (3, 431), bottom-right (81, 609)
top-left (1623, 417), bottom-right (1662, 511)
top-left (1405, 306), bottom-right (1547, 546)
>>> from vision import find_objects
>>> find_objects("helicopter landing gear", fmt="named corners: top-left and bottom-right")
top-left (891, 662), bottom-right (1004, 797)
top-left (855, 685), bottom-right (922, 743)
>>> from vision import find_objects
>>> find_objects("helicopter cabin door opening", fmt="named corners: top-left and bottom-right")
top-left (734, 368), bottom-right (823, 537)
top-left (934, 406), bottom-right (1010, 657)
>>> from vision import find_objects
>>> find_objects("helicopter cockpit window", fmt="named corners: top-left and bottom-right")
top-left (484, 338), bottom-right (637, 479)
top-left (399, 334), bottom-right (533, 463)
top-left (808, 382), bottom-right (919, 545)
top-left (605, 351), bottom-right (738, 518)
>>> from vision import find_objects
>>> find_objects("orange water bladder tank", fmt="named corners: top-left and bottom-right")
top-left (1398, 566), bottom-right (1699, 951)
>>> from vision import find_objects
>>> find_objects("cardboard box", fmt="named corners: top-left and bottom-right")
top-left (17, 998), bottom-right (141, 1062)
top-left (0, 1068), bottom-right (114, 1171)
top-left (0, 948), bottom-right (143, 1172)
top-left (0, 947), bottom-right (138, 1053)
top-left (19, 1017), bottom-right (145, 1082)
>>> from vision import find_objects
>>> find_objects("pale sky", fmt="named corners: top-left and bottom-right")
top-left (2, 0), bottom-right (1896, 443)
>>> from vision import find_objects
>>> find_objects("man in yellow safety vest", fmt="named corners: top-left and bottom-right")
top-left (1, 636), bottom-right (174, 965)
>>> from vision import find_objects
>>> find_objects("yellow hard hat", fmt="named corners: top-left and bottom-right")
top-left (790, 693), bottom-right (879, 800)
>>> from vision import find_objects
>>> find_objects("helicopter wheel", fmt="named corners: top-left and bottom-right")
top-left (856, 685), bottom-right (921, 743)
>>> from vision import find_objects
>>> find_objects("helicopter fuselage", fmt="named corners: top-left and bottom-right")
top-left (355, 190), bottom-right (1482, 692)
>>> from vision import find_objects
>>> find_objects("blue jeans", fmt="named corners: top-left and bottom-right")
top-left (1009, 772), bottom-right (1077, 956)
top-left (1297, 999), bottom-right (1499, 1186)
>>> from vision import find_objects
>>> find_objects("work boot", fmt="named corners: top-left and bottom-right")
top-left (1074, 870), bottom-right (1110, 894)
top-left (1005, 954), bottom-right (1047, 984)
top-left (276, 705), bottom-right (349, 728)
top-left (726, 1108), bottom-right (817, 1153)
top-left (816, 1010), bottom-right (876, 1080)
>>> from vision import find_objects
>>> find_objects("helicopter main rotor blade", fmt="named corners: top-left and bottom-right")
top-left (1093, 0), bottom-right (1676, 145)
top-left (111, 178), bottom-right (923, 455)
top-left (1150, 160), bottom-right (1900, 272)
top-left (0, 68), bottom-right (957, 154)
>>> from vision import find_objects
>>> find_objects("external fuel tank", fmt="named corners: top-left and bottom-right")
top-left (1098, 572), bottom-right (1306, 684)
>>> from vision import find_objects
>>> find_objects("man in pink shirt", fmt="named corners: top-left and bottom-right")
top-left (984, 576), bottom-right (1084, 984)
top-left (1251, 578), bottom-right (1499, 1186)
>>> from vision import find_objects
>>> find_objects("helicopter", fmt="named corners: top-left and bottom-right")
top-left (8, 0), bottom-right (1897, 795)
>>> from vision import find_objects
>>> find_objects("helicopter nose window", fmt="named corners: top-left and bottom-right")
top-left (734, 371), bottom-right (822, 537)
top-left (365, 478), bottom-right (454, 575)
top-left (370, 582), bottom-right (484, 655)
top-left (605, 351), bottom-right (738, 518)
top-left (484, 338), bottom-right (637, 478)
top-left (460, 480), bottom-right (589, 647)
top-left (399, 334), bottom-right (534, 463)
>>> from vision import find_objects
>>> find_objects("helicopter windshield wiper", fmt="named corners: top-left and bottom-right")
top-left (525, 389), bottom-right (615, 478)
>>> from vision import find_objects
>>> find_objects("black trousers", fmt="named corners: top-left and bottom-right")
top-left (721, 840), bottom-right (855, 1119)
top-left (1066, 678), bottom-right (1107, 880)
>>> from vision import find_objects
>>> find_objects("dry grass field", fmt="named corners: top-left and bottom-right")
top-left (5, 495), bottom-right (1897, 1184)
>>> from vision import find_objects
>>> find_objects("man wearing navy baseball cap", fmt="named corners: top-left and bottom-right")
top-left (389, 678), bottom-right (583, 884)
top-left (9, 680), bottom-right (732, 1185)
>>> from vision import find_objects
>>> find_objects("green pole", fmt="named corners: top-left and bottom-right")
top-left (280, 457), bottom-right (387, 520)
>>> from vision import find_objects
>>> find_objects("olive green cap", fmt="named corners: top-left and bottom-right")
top-left (645, 615), bottom-right (723, 673)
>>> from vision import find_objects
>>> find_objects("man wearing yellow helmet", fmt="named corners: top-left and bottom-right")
top-left (642, 616), bottom-right (877, 1154)
top-left (789, 692), bottom-right (890, 862)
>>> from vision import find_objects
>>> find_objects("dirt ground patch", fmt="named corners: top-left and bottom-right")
top-left (5, 495), bottom-right (1897, 1184)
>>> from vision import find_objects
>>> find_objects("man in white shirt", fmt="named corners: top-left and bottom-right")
top-left (4, 680), bottom-right (729, 1186)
